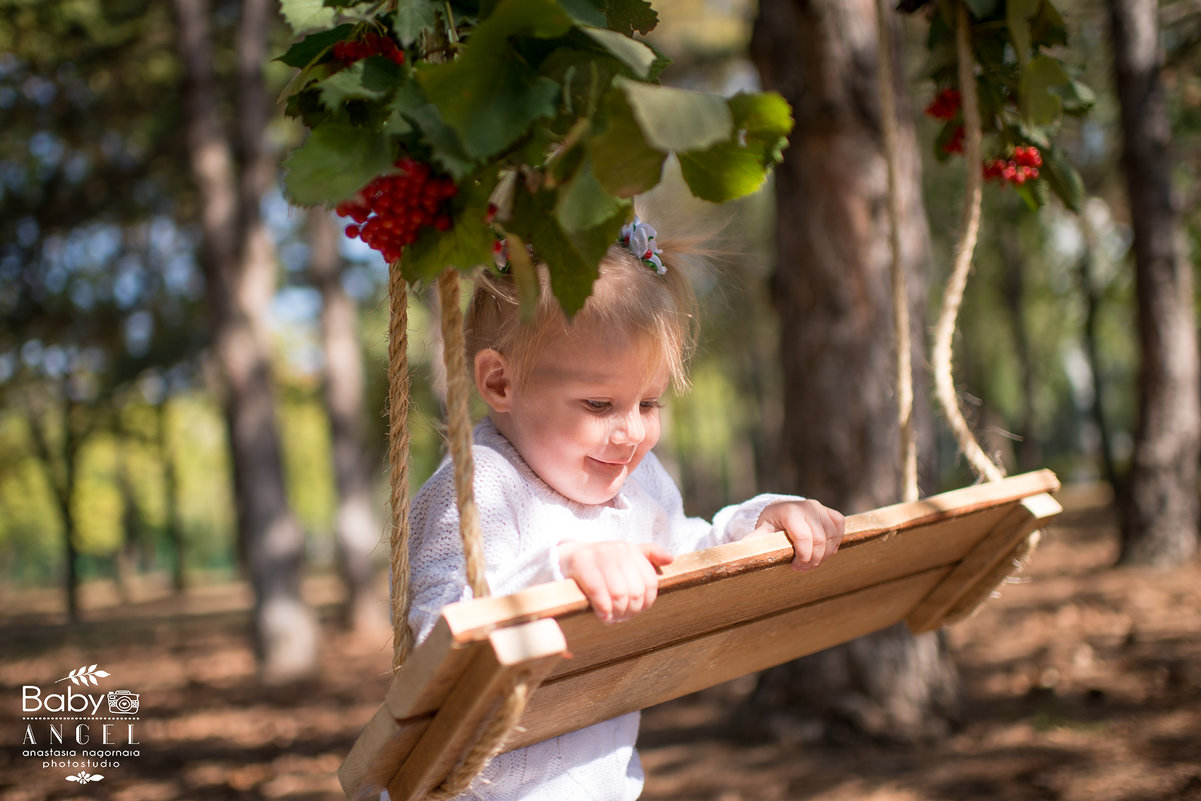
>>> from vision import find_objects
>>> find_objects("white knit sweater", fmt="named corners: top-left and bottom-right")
top-left (403, 419), bottom-right (792, 801)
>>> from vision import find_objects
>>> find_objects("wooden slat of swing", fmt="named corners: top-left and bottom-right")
top-left (339, 469), bottom-right (1061, 800)
top-left (340, 618), bottom-right (567, 800)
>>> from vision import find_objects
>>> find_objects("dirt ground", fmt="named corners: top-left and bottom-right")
top-left (2, 484), bottom-right (1199, 801)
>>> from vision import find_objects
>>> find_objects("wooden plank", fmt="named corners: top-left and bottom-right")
top-left (386, 618), bottom-right (567, 801)
top-left (339, 470), bottom-right (1061, 798)
top-left (339, 705), bottom-right (418, 801)
top-left (385, 618), bottom-right (477, 719)
top-left (906, 492), bottom-right (1063, 633)
top-left (338, 618), bottom-right (471, 799)
top-left (540, 505), bottom-right (1015, 681)
top-left (506, 569), bottom-right (946, 750)
top-left (345, 507), bottom-right (1000, 798)
top-left (439, 470), bottom-right (1062, 646)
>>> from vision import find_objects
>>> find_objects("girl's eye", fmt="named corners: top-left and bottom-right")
top-left (641, 399), bottom-right (663, 411)
top-left (583, 400), bottom-right (610, 412)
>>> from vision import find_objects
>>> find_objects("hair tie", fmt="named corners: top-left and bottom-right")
top-left (619, 217), bottom-right (666, 276)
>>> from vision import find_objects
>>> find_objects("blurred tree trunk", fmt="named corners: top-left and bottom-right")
top-left (746, 0), bottom-right (960, 743)
top-left (174, 0), bottom-right (318, 680)
top-left (115, 446), bottom-right (141, 604)
top-left (1109, 0), bottom-right (1201, 567)
top-left (155, 399), bottom-right (188, 593)
top-left (309, 209), bottom-right (386, 632)
top-left (25, 384), bottom-right (83, 621)
top-left (999, 235), bottom-right (1040, 472)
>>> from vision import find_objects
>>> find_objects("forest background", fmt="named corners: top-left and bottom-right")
top-left (2, 0), bottom-right (1201, 797)
top-left (5, 0), bottom-right (1178, 613)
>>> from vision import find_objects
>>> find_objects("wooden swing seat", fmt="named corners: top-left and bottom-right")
top-left (340, 469), bottom-right (1061, 800)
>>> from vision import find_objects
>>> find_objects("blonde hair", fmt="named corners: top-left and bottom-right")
top-left (466, 219), bottom-right (702, 392)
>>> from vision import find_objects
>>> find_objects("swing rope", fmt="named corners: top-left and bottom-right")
top-left (387, 266), bottom-right (415, 670)
top-left (436, 270), bottom-right (491, 602)
top-left (386, 265), bottom-right (530, 797)
top-left (875, 0), bottom-right (919, 503)
top-left (868, 0), bottom-right (1035, 625)
top-left (920, 2), bottom-right (1037, 623)
top-left (427, 673), bottom-right (534, 801)
top-left (931, 2), bottom-right (1005, 484)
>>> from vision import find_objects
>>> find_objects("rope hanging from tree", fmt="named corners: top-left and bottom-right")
top-left (931, 2), bottom-right (1006, 484)
top-left (873, 2), bottom-right (1038, 625)
top-left (386, 265), bottom-right (531, 797)
top-left (386, 268), bottom-right (414, 670)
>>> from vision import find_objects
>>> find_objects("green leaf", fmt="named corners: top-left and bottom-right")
top-left (276, 24), bottom-right (356, 68)
top-left (279, 0), bottom-right (338, 35)
top-left (558, 0), bottom-right (607, 27)
top-left (589, 88), bottom-right (667, 197)
top-left (962, 0), bottom-right (998, 18)
top-left (390, 77), bottom-right (476, 178)
top-left (417, 0), bottom-right (573, 159)
top-left (401, 182), bottom-right (497, 282)
top-left (677, 91), bottom-right (793, 203)
top-left (509, 188), bottom-right (598, 315)
top-left (316, 57), bottom-right (402, 107)
top-left (605, 0), bottom-right (658, 36)
top-left (565, 202), bottom-right (629, 272)
top-left (403, 101), bottom-right (477, 178)
top-left (1030, 0), bottom-right (1069, 48)
top-left (555, 155), bottom-right (629, 234)
top-left (580, 26), bottom-right (655, 78)
top-left (646, 49), bottom-right (671, 81)
top-left (1019, 54), bottom-right (1070, 126)
top-left (617, 77), bottom-right (732, 153)
top-left (420, 61), bottom-right (560, 159)
top-left (1040, 143), bottom-right (1084, 213)
top-left (283, 121), bottom-right (394, 206)
top-left (504, 232), bottom-right (541, 322)
top-left (394, 0), bottom-right (440, 46)
top-left (1006, 0), bottom-right (1038, 62)
top-left (383, 103), bottom-right (413, 136)
top-left (1059, 78), bottom-right (1096, 115)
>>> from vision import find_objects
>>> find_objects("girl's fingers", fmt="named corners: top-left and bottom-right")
top-left (563, 541), bottom-right (674, 623)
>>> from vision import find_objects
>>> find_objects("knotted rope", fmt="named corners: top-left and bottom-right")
top-left (427, 673), bottom-right (534, 801)
top-left (931, 1), bottom-right (1005, 484)
top-left (387, 265), bottom-right (527, 798)
top-left (387, 265), bottom-right (414, 670)
top-left (927, 2), bottom-right (1035, 621)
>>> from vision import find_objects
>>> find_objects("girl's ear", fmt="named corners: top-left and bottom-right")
top-left (474, 348), bottom-right (513, 413)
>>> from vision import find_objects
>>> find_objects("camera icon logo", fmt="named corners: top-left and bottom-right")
top-left (107, 690), bottom-right (140, 714)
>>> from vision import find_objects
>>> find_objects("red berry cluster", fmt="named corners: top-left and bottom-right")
top-left (983, 145), bottom-right (1042, 185)
top-left (943, 125), bottom-right (965, 154)
top-left (331, 33), bottom-right (404, 66)
top-left (336, 158), bottom-right (457, 264)
top-left (924, 88), bottom-right (961, 121)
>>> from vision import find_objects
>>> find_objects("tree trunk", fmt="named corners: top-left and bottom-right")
top-left (746, 0), bottom-right (959, 743)
top-left (1109, 0), bottom-right (1201, 567)
top-left (309, 208), bottom-right (386, 632)
top-left (26, 385), bottom-right (82, 621)
top-left (174, 0), bottom-right (318, 680)
top-left (999, 234), bottom-right (1040, 472)
top-left (156, 399), bottom-right (188, 593)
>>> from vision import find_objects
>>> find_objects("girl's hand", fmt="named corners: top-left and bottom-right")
top-left (755, 500), bottom-right (846, 571)
top-left (558, 541), bottom-right (675, 624)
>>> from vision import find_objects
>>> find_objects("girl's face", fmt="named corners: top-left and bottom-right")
top-left (479, 326), bottom-right (670, 506)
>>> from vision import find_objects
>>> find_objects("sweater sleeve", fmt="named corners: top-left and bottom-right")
top-left (635, 451), bottom-right (801, 554)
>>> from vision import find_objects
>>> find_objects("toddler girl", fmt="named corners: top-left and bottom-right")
top-left (405, 214), bottom-right (845, 800)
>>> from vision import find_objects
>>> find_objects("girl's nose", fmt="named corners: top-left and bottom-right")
top-left (611, 408), bottom-right (645, 445)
